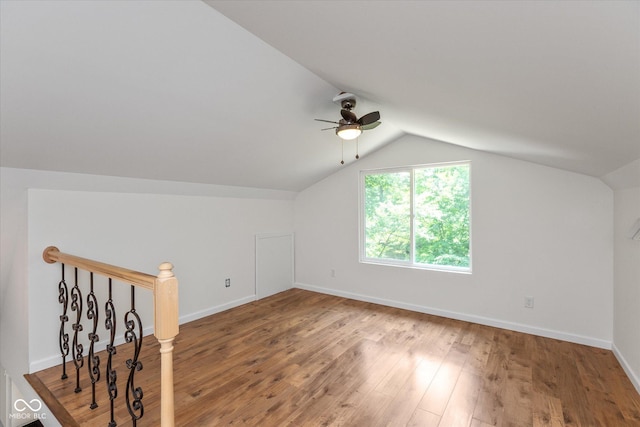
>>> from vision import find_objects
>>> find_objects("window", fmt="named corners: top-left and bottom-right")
top-left (360, 162), bottom-right (471, 272)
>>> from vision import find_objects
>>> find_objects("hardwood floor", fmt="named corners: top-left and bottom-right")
top-left (27, 289), bottom-right (640, 426)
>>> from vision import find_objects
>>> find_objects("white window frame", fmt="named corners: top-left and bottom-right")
top-left (359, 161), bottom-right (472, 273)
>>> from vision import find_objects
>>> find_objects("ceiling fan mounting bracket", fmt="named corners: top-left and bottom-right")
top-left (332, 92), bottom-right (357, 110)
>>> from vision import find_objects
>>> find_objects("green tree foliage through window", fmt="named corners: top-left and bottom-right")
top-left (364, 172), bottom-right (411, 260)
top-left (363, 163), bottom-right (470, 270)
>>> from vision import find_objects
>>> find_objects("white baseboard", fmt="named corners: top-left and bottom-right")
top-left (294, 282), bottom-right (612, 350)
top-left (178, 295), bottom-right (256, 324)
top-left (612, 343), bottom-right (640, 394)
top-left (29, 295), bottom-right (257, 373)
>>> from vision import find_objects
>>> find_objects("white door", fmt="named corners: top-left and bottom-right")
top-left (255, 232), bottom-right (293, 299)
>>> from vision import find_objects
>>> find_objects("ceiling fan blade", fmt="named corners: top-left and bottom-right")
top-left (361, 121), bottom-right (381, 130)
top-left (321, 126), bottom-right (338, 131)
top-left (357, 111), bottom-right (380, 126)
top-left (315, 119), bottom-right (340, 124)
top-left (340, 109), bottom-right (357, 123)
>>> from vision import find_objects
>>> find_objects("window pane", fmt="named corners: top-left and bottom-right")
top-left (364, 172), bottom-right (411, 261)
top-left (414, 165), bottom-right (470, 267)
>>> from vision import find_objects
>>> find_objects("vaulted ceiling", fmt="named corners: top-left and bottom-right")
top-left (1, 1), bottom-right (638, 192)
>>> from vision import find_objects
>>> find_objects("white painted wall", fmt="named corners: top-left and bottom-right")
top-left (0, 167), bottom-right (295, 424)
top-left (611, 185), bottom-right (640, 392)
top-left (602, 158), bottom-right (640, 393)
top-left (294, 135), bottom-right (614, 347)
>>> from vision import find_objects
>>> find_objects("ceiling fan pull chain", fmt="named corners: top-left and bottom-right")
top-left (341, 139), bottom-right (345, 165)
top-left (355, 137), bottom-right (360, 159)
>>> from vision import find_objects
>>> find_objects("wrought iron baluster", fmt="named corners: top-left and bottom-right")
top-left (125, 285), bottom-right (144, 426)
top-left (86, 272), bottom-right (100, 409)
top-left (70, 267), bottom-right (84, 393)
top-left (105, 279), bottom-right (118, 427)
top-left (58, 263), bottom-right (69, 380)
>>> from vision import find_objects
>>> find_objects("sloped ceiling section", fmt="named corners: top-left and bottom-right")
top-left (1, 1), bottom-right (638, 192)
top-left (208, 0), bottom-right (640, 180)
top-left (0, 0), bottom-right (401, 192)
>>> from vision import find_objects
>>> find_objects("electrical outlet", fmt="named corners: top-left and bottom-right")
top-left (225, 278), bottom-right (231, 288)
top-left (524, 296), bottom-right (534, 308)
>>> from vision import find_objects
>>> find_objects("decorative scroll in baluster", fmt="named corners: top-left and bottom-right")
top-left (70, 267), bottom-right (84, 393)
top-left (58, 263), bottom-right (69, 380)
top-left (105, 278), bottom-right (118, 427)
top-left (86, 272), bottom-right (100, 409)
top-left (125, 285), bottom-right (144, 425)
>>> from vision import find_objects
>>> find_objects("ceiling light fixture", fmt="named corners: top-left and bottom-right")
top-left (336, 124), bottom-right (362, 140)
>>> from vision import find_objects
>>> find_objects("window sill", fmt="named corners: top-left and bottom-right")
top-left (360, 259), bottom-right (472, 274)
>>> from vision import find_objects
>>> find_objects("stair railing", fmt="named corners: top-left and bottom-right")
top-left (42, 246), bottom-right (179, 427)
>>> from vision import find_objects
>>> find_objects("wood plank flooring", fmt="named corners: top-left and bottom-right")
top-left (27, 289), bottom-right (640, 426)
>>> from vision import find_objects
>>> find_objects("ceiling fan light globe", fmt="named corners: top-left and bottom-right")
top-left (336, 124), bottom-right (362, 140)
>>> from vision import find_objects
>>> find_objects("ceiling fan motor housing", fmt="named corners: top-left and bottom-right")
top-left (340, 98), bottom-right (356, 111)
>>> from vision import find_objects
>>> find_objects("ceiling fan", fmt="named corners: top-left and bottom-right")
top-left (315, 92), bottom-right (381, 164)
top-left (315, 92), bottom-right (381, 140)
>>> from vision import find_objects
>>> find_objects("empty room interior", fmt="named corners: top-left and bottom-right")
top-left (1, 1), bottom-right (639, 426)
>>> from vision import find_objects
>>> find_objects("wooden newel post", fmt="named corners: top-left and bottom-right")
top-left (154, 262), bottom-right (179, 427)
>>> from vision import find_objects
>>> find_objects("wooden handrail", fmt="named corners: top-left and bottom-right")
top-left (43, 246), bottom-right (156, 290)
top-left (42, 246), bottom-right (179, 427)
